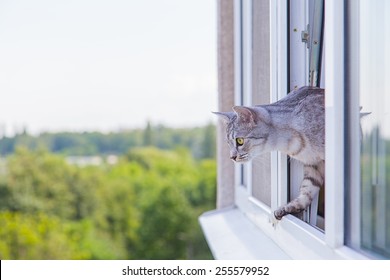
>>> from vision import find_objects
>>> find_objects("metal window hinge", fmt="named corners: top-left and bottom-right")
top-left (301, 24), bottom-right (310, 48)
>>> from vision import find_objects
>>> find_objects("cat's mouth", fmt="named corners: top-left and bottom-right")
top-left (233, 153), bottom-right (251, 163)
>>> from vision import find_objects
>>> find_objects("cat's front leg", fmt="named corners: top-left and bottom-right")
top-left (274, 163), bottom-right (323, 220)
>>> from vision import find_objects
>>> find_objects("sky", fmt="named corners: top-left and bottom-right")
top-left (0, 0), bottom-right (217, 136)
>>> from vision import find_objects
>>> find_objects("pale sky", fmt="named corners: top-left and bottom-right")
top-left (0, 0), bottom-right (217, 136)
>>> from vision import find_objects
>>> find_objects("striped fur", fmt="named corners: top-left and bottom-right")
top-left (214, 86), bottom-right (325, 220)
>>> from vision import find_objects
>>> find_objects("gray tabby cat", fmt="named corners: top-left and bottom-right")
top-left (214, 86), bottom-right (324, 220)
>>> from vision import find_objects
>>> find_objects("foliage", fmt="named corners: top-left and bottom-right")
top-left (2, 148), bottom-right (98, 220)
top-left (0, 146), bottom-right (216, 259)
top-left (201, 123), bottom-right (216, 159)
top-left (0, 211), bottom-right (83, 259)
top-left (0, 123), bottom-right (216, 159)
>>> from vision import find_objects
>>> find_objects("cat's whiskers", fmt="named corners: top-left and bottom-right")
top-left (251, 156), bottom-right (269, 169)
top-left (236, 153), bottom-right (249, 162)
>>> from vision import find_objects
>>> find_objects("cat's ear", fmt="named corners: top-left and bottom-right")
top-left (212, 111), bottom-right (235, 124)
top-left (232, 106), bottom-right (256, 125)
top-left (233, 106), bottom-right (271, 125)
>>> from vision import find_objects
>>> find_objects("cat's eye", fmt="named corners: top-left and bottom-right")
top-left (236, 137), bottom-right (244, 146)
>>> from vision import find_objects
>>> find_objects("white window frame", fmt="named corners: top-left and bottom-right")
top-left (233, 0), bottom-right (368, 259)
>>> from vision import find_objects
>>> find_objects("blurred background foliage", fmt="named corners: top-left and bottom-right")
top-left (0, 122), bottom-right (216, 159)
top-left (0, 123), bottom-right (216, 259)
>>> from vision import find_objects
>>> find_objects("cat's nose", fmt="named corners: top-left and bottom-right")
top-left (230, 155), bottom-right (237, 161)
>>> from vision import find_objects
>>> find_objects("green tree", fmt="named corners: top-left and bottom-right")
top-left (143, 121), bottom-right (154, 146)
top-left (131, 184), bottom-right (193, 259)
top-left (201, 122), bottom-right (216, 159)
top-left (0, 146), bottom-right (216, 260)
top-left (123, 147), bottom-right (215, 259)
top-left (0, 211), bottom-right (89, 259)
top-left (3, 147), bottom-right (98, 220)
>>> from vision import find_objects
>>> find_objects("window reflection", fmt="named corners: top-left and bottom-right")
top-left (359, 0), bottom-right (390, 258)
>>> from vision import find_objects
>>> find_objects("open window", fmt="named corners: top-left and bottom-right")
top-left (234, 0), bottom-right (326, 235)
top-left (201, 0), bottom-right (389, 260)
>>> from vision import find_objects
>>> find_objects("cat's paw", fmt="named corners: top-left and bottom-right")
top-left (274, 208), bottom-right (287, 220)
top-left (274, 204), bottom-right (306, 220)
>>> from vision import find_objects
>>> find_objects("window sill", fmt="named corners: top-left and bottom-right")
top-left (199, 207), bottom-right (291, 260)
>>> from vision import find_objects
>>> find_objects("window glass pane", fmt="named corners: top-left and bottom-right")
top-left (359, 0), bottom-right (390, 258)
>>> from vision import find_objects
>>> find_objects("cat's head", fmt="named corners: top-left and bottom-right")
top-left (213, 106), bottom-right (273, 163)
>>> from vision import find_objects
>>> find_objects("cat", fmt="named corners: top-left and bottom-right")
top-left (214, 86), bottom-right (324, 220)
